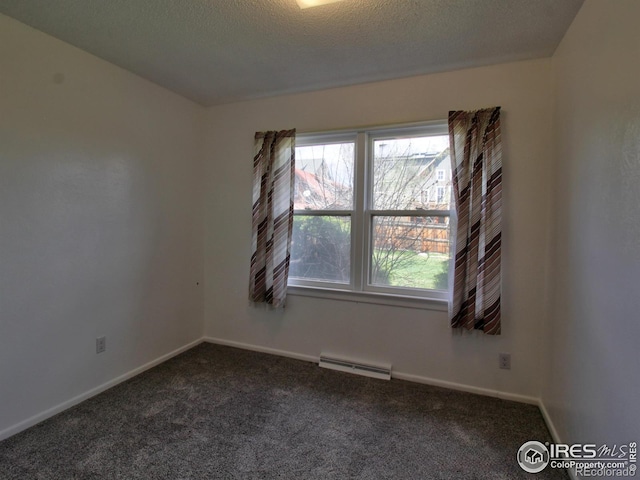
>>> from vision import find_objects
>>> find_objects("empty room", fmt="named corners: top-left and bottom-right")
top-left (0, 0), bottom-right (638, 478)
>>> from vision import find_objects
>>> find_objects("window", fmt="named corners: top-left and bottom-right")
top-left (289, 123), bottom-right (451, 302)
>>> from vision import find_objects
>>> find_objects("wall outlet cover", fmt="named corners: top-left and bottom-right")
top-left (499, 353), bottom-right (511, 370)
top-left (96, 336), bottom-right (106, 354)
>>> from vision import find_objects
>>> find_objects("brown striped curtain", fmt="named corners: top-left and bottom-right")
top-left (249, 129), bottom-right (296, 308)
top-left (448, 108), bottom-right (502, 335)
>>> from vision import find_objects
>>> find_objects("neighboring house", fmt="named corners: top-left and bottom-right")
top-left (294, 148), bottom-right (452, 212)
top-left (374, 148), bottom-right (452, 211)
top-left (415, 149), bottom-right (452, 210)
top-left (294, 167), bottom-right (350, 210)
top-left (294, 168), bottom-right (329, 210)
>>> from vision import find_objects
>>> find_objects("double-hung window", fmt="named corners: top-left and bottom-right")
top-left (289, 122), bottom-right (451, 303)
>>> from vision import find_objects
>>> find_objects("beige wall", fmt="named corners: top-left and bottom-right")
top-left (543, 0), bottom-right (640, 446)
top-left (0, 14), bottom-right (205, 436)
top-left (203, 59), bottom-right (554, 400)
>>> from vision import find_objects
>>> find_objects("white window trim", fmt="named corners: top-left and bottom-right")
top-left (287, 284), bottom-right (447, 311)
top-left (288, 120), bottom-right (451, 309)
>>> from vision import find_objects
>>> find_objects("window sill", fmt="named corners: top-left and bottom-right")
top-left (287, 285), bottom-right (448, 312)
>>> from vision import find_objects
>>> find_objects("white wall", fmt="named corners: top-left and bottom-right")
top-left (10, 0), bottom-right (636, 448)
top-left (543, 0), bottom-right (640, 447)
top-left (0, 14), bottom-right (204, 436)
top-left (203, 59), bottom-right (554, 399)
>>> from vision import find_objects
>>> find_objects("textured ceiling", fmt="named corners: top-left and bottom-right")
top-left (0, 0), bottom-right (583, 106)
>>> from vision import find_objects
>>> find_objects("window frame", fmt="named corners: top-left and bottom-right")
top-left (289, 132), bottom-right (357, 291)
top-left (288, 121), bottom-right (451, 308)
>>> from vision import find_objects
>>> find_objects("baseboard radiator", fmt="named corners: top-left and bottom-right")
top-left (319, 354), bottom-right (391, 380)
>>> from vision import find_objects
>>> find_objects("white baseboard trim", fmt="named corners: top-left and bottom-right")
top-left (0, 338), bottom-right (203, 442)
top-left (203, 336), bottom-right (318, 364)
top-left (392, 371), bottom-right (539, 405)
top-left (203, 336), bottom-right (538, 405)
top-left (538, 399), bottom-right (578, 480)
top-left (538, 399), bottom-right (562, 444)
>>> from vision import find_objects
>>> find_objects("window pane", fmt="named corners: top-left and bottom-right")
top-left (290, 215), bottom-right (351, 283)
top-left (294, 143), bottom-right (354, 210)
top-left (370, 215), bottom-right (449, 290)
top-left (372, 135), bottom-right (450, 210)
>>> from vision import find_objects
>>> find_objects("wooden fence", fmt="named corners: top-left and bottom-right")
top-left (374, 219), bottom-right (450, 255)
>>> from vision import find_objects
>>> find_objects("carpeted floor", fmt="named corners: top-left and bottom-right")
top-left (0, 343), bottom-right (568, 479)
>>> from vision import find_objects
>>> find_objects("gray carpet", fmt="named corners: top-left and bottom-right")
top-left (0, 343), bottom-right (568, 479)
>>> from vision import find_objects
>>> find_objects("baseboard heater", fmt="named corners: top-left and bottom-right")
top-left (319, 354), bottom-right (391, 380)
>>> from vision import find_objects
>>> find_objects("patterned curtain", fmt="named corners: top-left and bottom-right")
top-left (448, 108), bottom-right (502, 335)
top-left (249, 129), bottom-right (296, 308)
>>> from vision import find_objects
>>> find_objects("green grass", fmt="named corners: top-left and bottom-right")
top-left (374, 251), bottom-right (449, 290)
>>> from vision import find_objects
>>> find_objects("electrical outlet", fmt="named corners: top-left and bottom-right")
top-left (499, 353), bottom-right (511, 370)
top-left (96, 336), bottom-right (106, 354)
